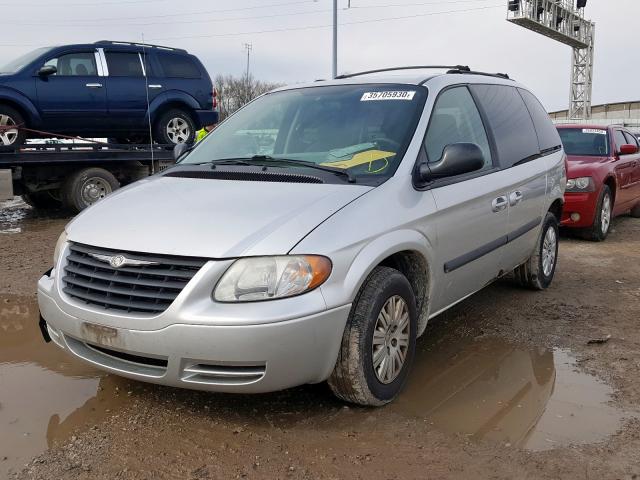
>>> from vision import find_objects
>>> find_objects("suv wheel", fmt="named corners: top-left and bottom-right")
top-left (328, 266), bottom-right (417, 406)
top-left (0, 106), bottom-right (26, 152)
top-left (62, 167), bottom-right (120, 213)
top-left (514, 212), bottom-right (559, 290)
top-left (155, 109), bottom-right (196, 145)
top-left (582, 185), bottom-right (613, 241)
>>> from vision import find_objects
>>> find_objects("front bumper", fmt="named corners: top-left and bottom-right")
top-left (38, 268), bottom-right (350, 394)
top-left (561, 191), bottom-right (599, 228)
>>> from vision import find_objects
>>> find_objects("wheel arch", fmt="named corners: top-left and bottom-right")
top-left (548, 198), bottom-right (564, 222)
top-left (340, 230), bottom-right (434, 337)
top-left (0, 91), bottom-right (42, 127)
top-left (148, 91), bottom-right (200, 126)
top-left (602, 175), bottom-right (617, 206)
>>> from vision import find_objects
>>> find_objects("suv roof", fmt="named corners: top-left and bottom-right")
top-left (94, 40), bottom-right (188, 53)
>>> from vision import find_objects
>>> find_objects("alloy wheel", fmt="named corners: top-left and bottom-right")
top-left (0, 114), bottom-right (19, 146)
top-left (541, 227), bottom-right (557, 277)
top-left (372, 295), bottom-right (410, 384)
top-left (601, 194), bottom-right (611, 235)
top-left (166, 117), bottom-right (191, 144)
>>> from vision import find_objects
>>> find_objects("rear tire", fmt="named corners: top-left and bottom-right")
top-left (21, 191), bottom-right (62, 210)
top-left (62, 167), bottom-right (119, 213)
top-left (0, 105), bottom-right (26, 152)
top-left (154, 109), bottom-right (196, 145)
top-left (328, 266), bottom-right (417, 406)
top-left (581, 185), bottom-right (613, 241)
top-left (514, 212), bottom-right (559, 290)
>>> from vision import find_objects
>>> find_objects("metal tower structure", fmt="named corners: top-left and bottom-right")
top-left (507, 0), bottom-right (595, 120)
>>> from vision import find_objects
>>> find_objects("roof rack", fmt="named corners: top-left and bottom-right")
top-left (335, 65), bottom-right (471, 79)
top-left (94, 40), bottom-right (187, 53)
top-left (446, 68), bottom-right (511, 80)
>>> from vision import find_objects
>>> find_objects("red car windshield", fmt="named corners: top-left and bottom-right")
top-left (558, 128), bottom-right (609, 156)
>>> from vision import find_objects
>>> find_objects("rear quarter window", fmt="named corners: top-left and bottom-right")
top-left (518, 89), bottom-right (562, 152)
top-left (470, 84), bottom-right (540, 169)
top-left (157, 53), bottom-right (201, 79)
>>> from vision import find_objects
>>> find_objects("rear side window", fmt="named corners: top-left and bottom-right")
top-left (518, 89), bottom-right (562, 152)
top-left (424, 86), bottom-right (492, 170)
top-left (105, 52), bottom-right (143, 77)
top-left (157, 53), bottom-right (201, 79)
top-left (471, 84), bottom-right (540, 168)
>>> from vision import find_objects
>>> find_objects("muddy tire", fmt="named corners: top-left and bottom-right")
top-left (514, 212), bottom-right (559, 290)
top-left (154, 109), bottom-right (196, 145)
top-left (21, 191), bottom-right (62, 210)
top-left (328, 266), bottom-right (417, 406)
top-left (581, 185), bottom-right (613, 241)
top-left (0, 105), bottom-right (26, 152)
top-left (62, 167), bottom-right (119, 213)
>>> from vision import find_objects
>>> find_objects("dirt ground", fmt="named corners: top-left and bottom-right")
top-left (1, 199), bottom-right (639, 480)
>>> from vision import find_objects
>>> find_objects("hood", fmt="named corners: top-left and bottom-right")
top-left (66, 175), bottom-right (371, 258)
top-left (566, 154), bottom-right (609, 177)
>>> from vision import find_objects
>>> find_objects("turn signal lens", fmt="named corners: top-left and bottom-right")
top-left (214, 255), bottom-right (332, 302)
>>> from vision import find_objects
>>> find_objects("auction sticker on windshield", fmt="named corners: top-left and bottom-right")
top-left (361, 91), bottom-right (416, 101)
top-left (582, 129), bottom-right (607, 135)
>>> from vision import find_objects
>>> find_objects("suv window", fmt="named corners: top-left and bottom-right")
top-left (471, 84), bottom-right (539, 168)
top-left (44, 52), bottom-right (97, 76)
top-left (157, 53), bottom-right (200, 79)
top-left (105, 52), bottom-right (143, 77)
top-left (424, 86), bottom-right (492, 170)
top-left (518, 89), bottom-right (562, 152)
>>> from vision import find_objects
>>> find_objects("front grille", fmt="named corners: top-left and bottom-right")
top-left (62, 243), bottom-right (207, 314)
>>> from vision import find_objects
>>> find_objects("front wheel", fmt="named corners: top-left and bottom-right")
top-left (154, 109), bottom-right (196, 145)
top-left (582, 185), bottom-right (613, 241)
top-left (0, 105), bottom-right (26, 152)
top-left (328, 266), bottom-right (417, 406)
top-left (514, 212), bottom-right (559, 290)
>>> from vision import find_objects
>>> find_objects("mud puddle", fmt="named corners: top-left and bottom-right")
top-left (0, 197), bottom-right (68, 235)
top-left (390, 336), bottom-right (630, 450)
top-left (0, 295), bottom-right (131, 477)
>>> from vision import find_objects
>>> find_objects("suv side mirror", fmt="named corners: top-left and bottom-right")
top-left (37, 65), bottom-right (57, 77)
top-left (173, 142), bottom-right (190, 161)
top-left (417, 143), bottom-right (485, 182)
top-left (619, 144), bottom-right (638, 155)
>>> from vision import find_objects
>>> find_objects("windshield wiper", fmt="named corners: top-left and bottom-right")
top-left (248, 155), bottom-right (356, 183)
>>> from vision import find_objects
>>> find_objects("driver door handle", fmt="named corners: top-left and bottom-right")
top-left (85, 83), bottom-right (103, 88)
top-left (492, 196), bottom-right (508, 212)
top-left (509, 190), bottom-right (524, 206)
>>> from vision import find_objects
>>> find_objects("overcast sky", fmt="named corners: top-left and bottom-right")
top-left (0, 0), bottom-right (636, 112)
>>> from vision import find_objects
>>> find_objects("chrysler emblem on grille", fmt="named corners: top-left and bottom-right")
top-left (87, 253), bottom-right (160, 268)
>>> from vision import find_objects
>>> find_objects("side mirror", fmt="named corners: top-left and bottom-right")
top-left (417, 143), bottom-right (485, 182)
top-left (619, 144), bottom-right (638, 156)
top-left (37, 65), bottom-right (57, 77)
top-left (173, 142), bottom-right (190, 161)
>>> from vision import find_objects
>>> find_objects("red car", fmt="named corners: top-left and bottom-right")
top-left (557, 125), bottom-right (640, 241)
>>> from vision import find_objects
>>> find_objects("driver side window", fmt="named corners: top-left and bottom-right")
top-left (425, 86), bottom-right (492, 169)
top-left (44, 52), bottom-right (97, 76)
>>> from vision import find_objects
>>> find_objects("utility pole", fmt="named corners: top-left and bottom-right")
top-left (243, 43), bottom-right (252, 83)
top-left (332, 0), bottom-right (337, 78)
top-left (507, 0), bottom-right (595, 120)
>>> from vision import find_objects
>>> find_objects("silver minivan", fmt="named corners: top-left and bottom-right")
top-left (38, 67), bottom-right (566, 406)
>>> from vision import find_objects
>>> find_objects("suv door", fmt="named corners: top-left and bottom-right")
top-left (422, 85), bottom-right (509, 313)
top-left (102, 49), bottom-right (163, 133)
top-left (470, 85), bottom-right (554, 272)
top-left (612, 129), bottom-right (637, 208)
top-left (35, 50), bottom-right (106, 131)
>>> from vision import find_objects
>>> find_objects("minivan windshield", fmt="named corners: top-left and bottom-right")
top-left (558, 127), bottom-right (610, 156)
top-left (0, 47), bottom-right (52, 74)
top-left (181, 84), bottom-right (427, 184)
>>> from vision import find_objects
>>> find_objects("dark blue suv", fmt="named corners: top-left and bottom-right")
top-left (0, 41), bottom-right (217, 151)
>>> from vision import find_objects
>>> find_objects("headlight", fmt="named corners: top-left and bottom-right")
top-left (53, 230), bottom-right (68, 267)
top-left (214, 255), bottom-right (332, 302)
top-left (566, 176), bottom-right (594, 192)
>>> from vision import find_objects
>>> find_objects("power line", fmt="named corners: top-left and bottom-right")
top-left (147, 4), bottom-right (503, 42)
top-left (0, 0), bottom-right (159, 5)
